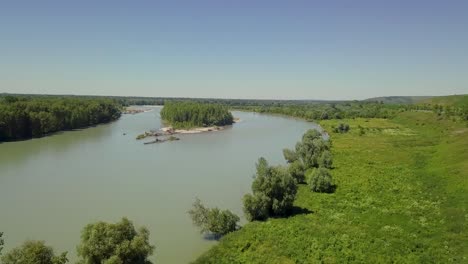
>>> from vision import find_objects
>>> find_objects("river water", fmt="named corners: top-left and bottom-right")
top-left (0, 107), bottom-right (319, 263)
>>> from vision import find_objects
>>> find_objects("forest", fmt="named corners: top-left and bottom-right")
top-left (0, 96), bottom-right (121, 142)
top-left (160, 101), bottom-right (234, 129)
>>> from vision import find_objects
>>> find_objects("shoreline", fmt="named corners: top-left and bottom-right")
top-left (137, 119), bottom-right (239, 142)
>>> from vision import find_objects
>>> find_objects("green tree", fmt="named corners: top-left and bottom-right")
top-left (0, 232), bottom-right (3, 256)
top-left (282, 148), bottom-right (298, 163)
top-left (1, 240), bottom-right (67, 264)
top-left (188, 198), bottom-right (240, 236)
top-left (76, 218), bottom-right (154, 264)
top-left (288, 160), bottom-right (306, 183)
top-left (310, 168), bottom-right (334, 193)
top-left (295, 129), bottom-right (330, 168)
top-left (243, 193), bottom-right (270, 221)
top-left (243, 158), bottom-right (298, 221)
top-left (318, 150), bottom-right (333, 169)
top-left (160, 101), bottom-right (233, 129)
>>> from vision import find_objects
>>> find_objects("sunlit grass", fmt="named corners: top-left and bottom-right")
top-left (194, 112), bottom-right (467, 263)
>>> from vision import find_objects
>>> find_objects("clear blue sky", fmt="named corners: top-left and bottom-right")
top-left (1, 0), bottom-right (467, 100)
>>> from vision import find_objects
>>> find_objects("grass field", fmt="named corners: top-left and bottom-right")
top-left (194, 111), bottom-right (467, 263)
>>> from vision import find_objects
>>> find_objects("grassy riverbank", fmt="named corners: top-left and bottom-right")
top-left (194, 111), bottom-right (467, 263)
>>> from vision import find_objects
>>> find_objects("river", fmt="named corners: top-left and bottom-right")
top-left (0, 107), bottom-right (320, 263)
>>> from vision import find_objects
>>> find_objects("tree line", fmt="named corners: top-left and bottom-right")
top-left (0, 96), bottom-right (121, 142)
top-left (160, 101), bottom-right (234, 129)
top-left (0, 218), bottom-right (154, 264)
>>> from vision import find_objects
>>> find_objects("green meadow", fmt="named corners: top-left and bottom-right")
top-left (195, 110), bottom-right (467, 263)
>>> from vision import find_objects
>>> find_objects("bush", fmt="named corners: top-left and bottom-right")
top-left (0, 232), bottom-right (3, 256)
top-left (76, 218), bottom-right (154, 264)
top-left (1, 240), bottom-right (67, 264)
top-left (282, 148), bottom-right (298, 163)
top-left (188, 198), bottom-right (240, 236)
top-left (333, 123), bottom-right (350, 133)
top-left (243, 158), bottom-right (298, 221)
top-left (310, 168), bottom-right (334, 193)
top-left (295, 130), bottom-right (330, 168)
top-left (318, 150), bottom-right (333, 169)
top-left (288, 160), bottom-right (306, 183)
top-left (243, 193), bottom-right (270, 221)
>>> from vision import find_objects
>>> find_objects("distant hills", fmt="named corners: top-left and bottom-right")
top-left (364, 96), bottom-right (434, 104)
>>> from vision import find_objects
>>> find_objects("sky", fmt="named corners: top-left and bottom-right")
top-left (0, 0), bottom-right (467, 100)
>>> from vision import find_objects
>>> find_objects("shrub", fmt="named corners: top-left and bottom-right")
top-left (288, 160), bottom-right (306, 183)
top-left (76, 218), bottom-right (154, 264)
top-left (243, 158), bottom-right (298, 221)
top-left (310, 168), bottom-right (334, 193)
top-left (282, 148), bottom-right (298, 163)
top-left (333, 123), bottom-right (350, 133)
top-left (188, 198), bottom-right (240, 236)
top-left (1, 240), bottom-right (67, 264)
top-left (318, 150), bottom-right (333, 169)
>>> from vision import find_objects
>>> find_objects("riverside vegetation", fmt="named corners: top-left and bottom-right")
top-left (1, 94), bottom-right (466, 263)
top-left (160, 101), bottom-right (234, 129)
top-left (0, 96), bottom-right (121, 142)
top-left (0, 218), bottom-right (154, 264)
top-left (194, 96), bottom-right (468, 263)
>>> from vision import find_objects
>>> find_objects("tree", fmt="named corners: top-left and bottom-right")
top-left (295, 129), bottom-right (330, 168)
top-left (0, 232), bottom-right (3, 256)
top-left (1, 240), bottom-right (67, 264)
top-left (243, 158), bottom-right (298, 221)
top-left (188, 198), bottom-right (240, 236)
top-left (288, 160), bottom-right (305, 183)
top-left (76, 218), bottom-right (154, 264)
top-left (160, 101), bottom-right (234, 129)
top-left (318, 150), bottom-right (333, 169)
top-left (243, 193), bottom-right (270, 221)
top-left (0, 97), bottom-right (121, 142)
top-left (282, 148), bottom-right (298, 163)
top-left (310, 168), bottom-right (334, 193)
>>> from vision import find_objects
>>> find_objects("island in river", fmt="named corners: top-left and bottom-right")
top-left (136, 101), bottom-right (236, 142)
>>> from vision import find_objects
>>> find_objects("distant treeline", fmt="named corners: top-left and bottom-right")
top-left (2, 93), bottom-right (466, 122)
top-left (160, 101), bottom-right (234, 129)
top-left (232, 102), bottom-right (402, 120)
top-left (0, 96), bottom-right (121, 142)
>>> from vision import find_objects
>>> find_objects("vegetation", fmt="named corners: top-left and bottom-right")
top-left (160, 101), bottom-right (233, 129)
top-left (1, 241), bottom-right (67, 264)
top-left (194, 104), bottom-right (467, 263)
top-left (0, 96), bottom-right (121, 142)
top-left (333, 123), bottom-right (350, 133)
top-left (243, 158), bottom-right (298, 221)
top-left (309, 167), bottom-right (334, 193)
top-left (285, 129), bottom-right (332, 169)
top-left (0, 232), bottom-right (3, 256)
top-left (188, 198), bottom-right (240, 237)
top-left (76, 218), bottom-right (154, 264)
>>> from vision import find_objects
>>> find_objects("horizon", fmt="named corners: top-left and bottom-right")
top-left (1, 1), bottom-right (468, 99)
top-left (1, 92), bottom-right (466, 102)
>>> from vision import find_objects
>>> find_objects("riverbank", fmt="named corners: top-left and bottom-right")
top-left (137, 118), bottom-right (240, 141)
top-left (194, 111), bottom-right (468, 263)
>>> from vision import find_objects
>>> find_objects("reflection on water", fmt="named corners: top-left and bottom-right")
top-left (0, 108), bottom-right (319, 264)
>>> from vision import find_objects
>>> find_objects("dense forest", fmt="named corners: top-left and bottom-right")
top-left (160, 101), bottom-right (234, 129)
top-left (0, 96), bottom-right (121, 142)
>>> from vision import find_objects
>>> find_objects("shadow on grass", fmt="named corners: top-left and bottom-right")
top-left (288, 206), bottom-right (314, 217)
